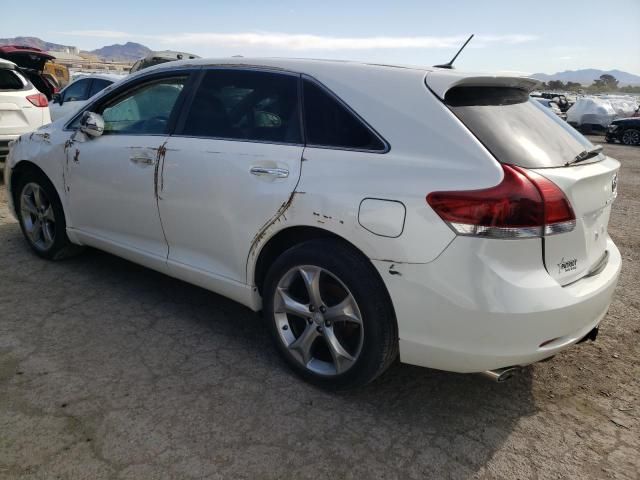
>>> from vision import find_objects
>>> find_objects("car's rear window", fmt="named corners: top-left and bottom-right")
top-left (0, 69), bottom-right (26, 90)
top-left (444, 86), bottom-right (595, 168)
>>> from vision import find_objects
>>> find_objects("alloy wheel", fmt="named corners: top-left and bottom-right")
top-left (20, 182), bottom-right (56, 251)
top-left (622, 129), bottom-right (640, 146)
top-left (273, 265), bottom-right (364, 376)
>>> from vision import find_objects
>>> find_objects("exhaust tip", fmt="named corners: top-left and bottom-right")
top-left (480, 367), bottom-right (519, 383)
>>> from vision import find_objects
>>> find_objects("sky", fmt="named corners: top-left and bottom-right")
top-left (2, 0), bottom-right (640, 75)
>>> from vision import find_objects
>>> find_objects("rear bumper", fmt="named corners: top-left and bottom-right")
top-left (374, 235), bottom-right (621, 373)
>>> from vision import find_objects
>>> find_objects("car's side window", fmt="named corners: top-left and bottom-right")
top-left (88, 78), bottom-right (112, 97)
top-left (302, 79), bottom-right (386, 151)
top-left (0, 69), bottom-right (26, 90)
top-left (178, 69), bottom-right (302, 144)
top-left (98, 76), bottom-right (187, 135)
top-left (63, 79), bottom-right (90, 102)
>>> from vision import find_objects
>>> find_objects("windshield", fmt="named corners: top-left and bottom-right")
top-left (445, 86), bottom-right (596, 168)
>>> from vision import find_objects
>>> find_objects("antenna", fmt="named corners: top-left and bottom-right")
top-left (434, 34), bottom-right (474, 69)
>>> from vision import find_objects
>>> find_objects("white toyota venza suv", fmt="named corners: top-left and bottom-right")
top-left (4, 58), bottom-right (621, 388)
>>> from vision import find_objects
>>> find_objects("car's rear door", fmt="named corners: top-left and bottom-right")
top-left (66, 72), bottom-right (192, 268)
top-left (158, 68), bottom-right (304, 285)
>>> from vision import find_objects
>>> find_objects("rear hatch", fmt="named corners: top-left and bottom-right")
top-left (0, 65), bottom-right (33, 136)
top-left (0, 47), bottom-right (56, 99)
top-left (427, 71), bottom-right (619, 286)
top-left (0, 48), bottom-right (54, 72)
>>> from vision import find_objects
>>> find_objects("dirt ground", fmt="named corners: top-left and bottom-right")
top-left (0, 136), bottom-right (638, 480)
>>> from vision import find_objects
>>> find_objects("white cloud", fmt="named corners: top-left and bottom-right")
top-left (59, 31), bottom-right (537, 51)
top-left (62, 30), bottom-right (133, 39)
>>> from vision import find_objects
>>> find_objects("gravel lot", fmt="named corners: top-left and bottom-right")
top-left (0, 136), bottom-right (638, 480)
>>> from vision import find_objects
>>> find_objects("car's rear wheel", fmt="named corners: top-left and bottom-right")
top-left (15, 169), bottom-right (82, 260)
top-left (622, 129), bottom-right (640, 146)
top-left (263, 239), bottom-right (398, 389)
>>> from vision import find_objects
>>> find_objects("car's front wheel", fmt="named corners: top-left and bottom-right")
top-left (15, 169), bottom-right (82, 260)
top-left (263, 239), bottom-right (398, 389)
top-left (621, 129), bottom-right (640, 146)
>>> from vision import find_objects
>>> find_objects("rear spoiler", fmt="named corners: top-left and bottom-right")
top-left (426, 70), bottom-right (539, 100)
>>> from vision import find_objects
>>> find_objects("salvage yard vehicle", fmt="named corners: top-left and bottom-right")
top-left (533, 97), bottom-right (567, 120)
top-left (43, 61), bottom-right (70, 89)
top-left (0, 45), bottom-right (57, 100)
top-left (606, 117), bottom-right (640, 145)
top-left (0, 58), bottom-right (50, 166)
top-left (531, 92), bottom-right (571, 112)
top-left (50, 74), bottom-right (119, 121)
top-left (130, 50), bottom-right (200, 74)
top-left (4, 58), bottom-right (622, 388)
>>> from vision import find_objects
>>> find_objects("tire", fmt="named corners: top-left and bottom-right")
top-left (263, 238), bottom-right (398, 389)
top-left (621, 129), bottom-right (640, 146)
top-left (580, 124), bottom-right (593, 135)
top-left (14, 168), bottom-right (83, 260)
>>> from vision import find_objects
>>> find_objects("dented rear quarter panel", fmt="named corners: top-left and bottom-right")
top-left (246, 66), bottom-right (505, 284)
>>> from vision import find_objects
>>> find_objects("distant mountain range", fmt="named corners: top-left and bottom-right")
top-left (1, 37), bottom-right (639, 82)
top-left (531, 69), bottom-right (640, 86)
top-left (0, 36), bottom-right (75, 52)
top-left (0, 36), bottom-right (151, 62)
top-left (89, 42), bottom-right (152, 62)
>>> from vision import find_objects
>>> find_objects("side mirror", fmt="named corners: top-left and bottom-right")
top-left (52, 93), bottom-right (62, 105)
top-left (79, 111), bottom-right (104, 138)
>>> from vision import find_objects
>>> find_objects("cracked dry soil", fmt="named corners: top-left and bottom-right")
top-left (0, 136), bottom-right (638, 479)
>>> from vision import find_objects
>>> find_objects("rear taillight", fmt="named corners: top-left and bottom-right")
top-left (426, 164), bottom-right (575, 239)
top-left (26, 93), bottom-right (48, 107)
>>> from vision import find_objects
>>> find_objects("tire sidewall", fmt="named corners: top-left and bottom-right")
top-left (15, 170), bottom-right (70, 260)
top-left (622, 129), bottom-right (640, 146)
top-left (263, 239), bottom-right (396, 389)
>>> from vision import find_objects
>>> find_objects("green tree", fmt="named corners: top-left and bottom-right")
top-left (565, 81), bottom-right (582, 92)
top-left (547, 80), bottom-right (565, 90)
top-left (590, 74), bottom-right (619, 93)
top-left (620, 85), bottom-right (640, 94)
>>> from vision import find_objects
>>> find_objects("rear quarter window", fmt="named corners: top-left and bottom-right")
top-left (303, 79), bottom-right (387, 152)
top-left (444, 86), bottom-right (594, 168)
top-left (0, 69), bottom-right (27, 90)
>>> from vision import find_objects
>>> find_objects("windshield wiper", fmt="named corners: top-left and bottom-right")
top-left (566, 145), bottom-right (603, 166)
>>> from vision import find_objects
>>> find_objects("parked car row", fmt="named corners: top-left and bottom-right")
top-left (532, 97), bottom-right (567, 120)
top-left (1, 47), bottom-right (203, 170)
top-left (4, 57), bottom-right (621, 387)
top-left (567, 96), bottom-right (639, 135)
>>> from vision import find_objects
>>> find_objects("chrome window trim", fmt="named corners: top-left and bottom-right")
top-left (165, 134), bottom-right (304, 148)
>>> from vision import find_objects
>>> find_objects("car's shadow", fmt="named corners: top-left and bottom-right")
top-left (0, 221), bottom-right (535, 477)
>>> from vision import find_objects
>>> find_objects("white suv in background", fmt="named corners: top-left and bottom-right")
top-left (0, 59), bottom-right (50, 166)
top-left (4, 58), bottom-right (621, 388)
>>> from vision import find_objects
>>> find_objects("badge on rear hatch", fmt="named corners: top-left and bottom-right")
top-left (557, 257), bottom-right (578, 274)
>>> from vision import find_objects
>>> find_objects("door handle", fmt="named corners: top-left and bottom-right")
top-left (130, 156), bottom-right (156, 166)
top-left (250, 166), bottom-right (289, 178)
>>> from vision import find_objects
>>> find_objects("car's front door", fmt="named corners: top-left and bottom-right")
top-left (158, 68), bottom-right (304, 285)
top-left (65, 74), bottom-right (190, 267)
